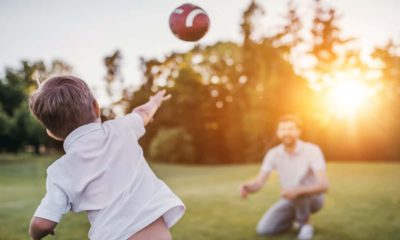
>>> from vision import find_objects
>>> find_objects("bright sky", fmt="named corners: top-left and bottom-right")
top-left (1, 0), bottom-right (399, 102)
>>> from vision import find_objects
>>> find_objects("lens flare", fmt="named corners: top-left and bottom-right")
top-left (326, 80), bottom-right (374, 118)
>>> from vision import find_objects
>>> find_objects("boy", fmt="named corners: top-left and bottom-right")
top-left (28, 75), bottom-right (185, 240)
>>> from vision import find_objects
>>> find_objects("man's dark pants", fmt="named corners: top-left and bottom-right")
top-left (256, 194), bottom-right (324, 235)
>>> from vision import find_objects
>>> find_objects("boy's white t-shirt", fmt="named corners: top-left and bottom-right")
top-left (33, 112), bottom-right (185, 240)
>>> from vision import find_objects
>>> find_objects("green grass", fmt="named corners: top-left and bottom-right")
top-left (0, 154), bottom-right (399, 240)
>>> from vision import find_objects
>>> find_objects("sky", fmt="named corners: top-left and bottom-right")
top-left (1, 0), bottom-right (399, 103)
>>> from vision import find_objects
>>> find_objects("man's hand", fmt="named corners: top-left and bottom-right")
top-left (239, 184), bottom-right (251, 199)
top-left (238, 171), bottom-right (270, 199)
top-left (281, 170), bottom-right (329, 200)
top-left (281, 187), bottom-right (301, 200)
top-left (238, 180), bottom-right (263, 199)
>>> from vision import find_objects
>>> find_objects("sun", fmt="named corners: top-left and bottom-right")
top-left (326, 80), bottom-right (373, 118)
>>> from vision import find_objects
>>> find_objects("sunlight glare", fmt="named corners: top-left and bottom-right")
top-left (327, 80), bottom-right (374, 118)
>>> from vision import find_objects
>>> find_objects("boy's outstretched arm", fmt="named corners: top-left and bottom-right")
top-left (29, 217), bottom-right (57, 240)
top-left (133, 90), bottom-right (171, 125)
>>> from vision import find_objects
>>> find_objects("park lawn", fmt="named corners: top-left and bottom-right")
top-left (0, 154), bottom-right (399, 240)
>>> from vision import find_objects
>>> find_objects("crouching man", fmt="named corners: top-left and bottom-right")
top-left (239, 115), bottom-right (329, 240)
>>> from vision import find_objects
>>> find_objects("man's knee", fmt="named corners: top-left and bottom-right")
top-left (256, 199), bottom-right (294, 236)
top-left (256, 220), bottom-right (290, 236)
top-left (311, 194), bottom-right (324, 213)
top-left (293, 194), bottom-right (324, 223)
top-left (256, 223), bottom-right (279, 236)
top-left (311, 202), bottom-right (323, 213)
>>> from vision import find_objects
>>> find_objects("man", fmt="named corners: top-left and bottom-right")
top-left (239, 115), bottom-right (329, 240)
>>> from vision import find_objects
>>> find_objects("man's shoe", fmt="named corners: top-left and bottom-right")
top-left (293, 221), bottom-right (301, 230)
top-left (297, 224), bottom-right (314, 240)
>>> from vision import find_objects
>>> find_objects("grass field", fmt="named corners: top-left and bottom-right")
top-left (0, 154), bottom-right (399, 240)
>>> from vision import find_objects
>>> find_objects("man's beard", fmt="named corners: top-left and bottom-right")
top-left (281, 136), bottom-right (296, 147)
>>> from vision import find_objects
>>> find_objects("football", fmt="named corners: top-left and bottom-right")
top-left (169, 3), bottom-right (210, 42)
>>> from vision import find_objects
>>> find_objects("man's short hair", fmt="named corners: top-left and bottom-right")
top-left (29, 75), bottom-right (97, 139)
top-left (278, 114), bottom-right (303, 129)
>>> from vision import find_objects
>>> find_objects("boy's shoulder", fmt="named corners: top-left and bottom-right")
top-left (46, 155), bottom-right (69, 180)
top-left (103, 112), bottom-right (145, 139)
top-left (45, 155), bottom-right (74, 197)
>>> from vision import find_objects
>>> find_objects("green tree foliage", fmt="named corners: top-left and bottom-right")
top-left (149, 127), bottom-right (195, 164)
top-left (123, 1), bottom-right (313, 164)
top-left (2, 0), bottom-right (399, 163)
top-left (369, 40), bottom-right (400, 159)
top-left (122, 0), bottom-right (400, 163)
top-left (0, 60), bottom-right (71, 153)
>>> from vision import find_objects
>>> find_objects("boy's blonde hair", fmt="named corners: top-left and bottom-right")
top-left (29, 75), bottom-right (97, 139)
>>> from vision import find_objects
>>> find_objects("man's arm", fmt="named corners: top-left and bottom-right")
top-left (29, 217), bottom-right (57, 240)
top-left (239, 149), bottom-right (275, 199)
top-left (239, 171), bottom-right (270, 199)
top-left (281, 170), bottom-right (329, 200)
top-left (133, 90), bottom-right (171, 126)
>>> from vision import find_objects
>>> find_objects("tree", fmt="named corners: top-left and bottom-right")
top-left (369, 40), bottom-right (400, 160)
top-left (0, 60), bottom-right (72, 153)
top-left (120, 1), bottom-right (313, 164)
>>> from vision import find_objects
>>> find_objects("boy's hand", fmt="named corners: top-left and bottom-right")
top-left (133, 89), bottom-right (171, 125)
top-left (150, 90), bottom-right (171, 107)
top-left (29, 217), bottom-right (57, 240)
top-left (31, 230), bottom-right (54, 240)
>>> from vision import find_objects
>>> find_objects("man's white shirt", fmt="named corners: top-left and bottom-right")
top-left (261, 140), bottom-right (326, 189)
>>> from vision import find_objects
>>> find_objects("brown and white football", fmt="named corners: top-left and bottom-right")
top-left (169, 3), bottom-right (210, 42)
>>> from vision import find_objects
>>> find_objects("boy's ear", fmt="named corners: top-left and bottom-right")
top-left (93, 100), bottom-right (100, 118)
top-left (46, 129), bottom-right (63, 141)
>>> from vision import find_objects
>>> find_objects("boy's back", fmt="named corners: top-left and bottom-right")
top-left (28, 76), bottom-right (184, 240)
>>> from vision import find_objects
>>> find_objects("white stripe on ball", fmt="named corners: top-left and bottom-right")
top-left (185, 9), bottom-right (206, 27)
top-left (174, 8), bottom-right (184, 14)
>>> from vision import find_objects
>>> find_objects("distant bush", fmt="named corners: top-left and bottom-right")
top-left (149, 127), bottom-right (195, 164)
